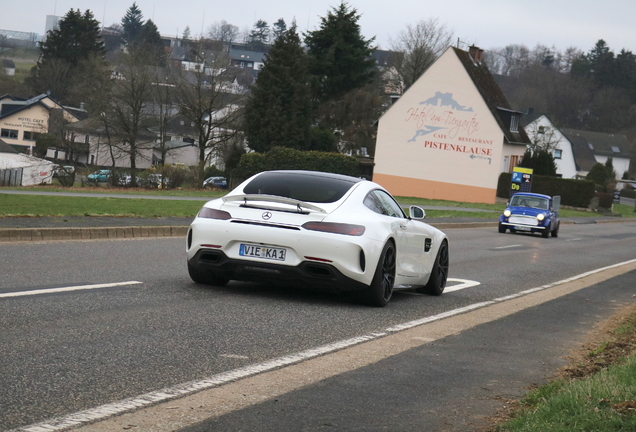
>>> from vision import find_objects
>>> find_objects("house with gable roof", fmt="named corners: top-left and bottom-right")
top-left (561, 129), bottom-right (632, 180)
top-left (0, 93), bottom-right (86, 155)
top-left (373, 46), bottom-right (531, 204)
top-left (521, 111), bottom-right (578, 179)
top-left (521, 110), bottom-right (632, 180)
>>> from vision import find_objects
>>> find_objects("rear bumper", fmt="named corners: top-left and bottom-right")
top-left (188, 248), bottom-right (369, 293)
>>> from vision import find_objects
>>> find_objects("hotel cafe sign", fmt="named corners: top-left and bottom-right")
top-left (3, 116), bottom-right (47, 129)
top-left (404, 91), bottom-right (493, 163)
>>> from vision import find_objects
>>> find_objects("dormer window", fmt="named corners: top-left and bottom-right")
top-left (588, 143), bottom-right (594, 150)
top-left (612, 146), bottom-right (620, 153)
top-left (510, 115), bottom-right (519, 132)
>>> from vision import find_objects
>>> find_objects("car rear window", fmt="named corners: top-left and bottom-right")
top-left (243, 171), bottom-right (361, 203)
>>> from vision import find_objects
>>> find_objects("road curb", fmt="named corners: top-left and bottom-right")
top-left (0, 226), bottom-right (189, 243)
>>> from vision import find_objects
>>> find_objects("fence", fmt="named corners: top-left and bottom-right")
top-left (0, 168), bottom-right (22, 186)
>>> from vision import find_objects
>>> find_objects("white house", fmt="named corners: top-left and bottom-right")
top-left (522, 113), bottom-right (578, 178)
top-left (373, 46), bottom-right (531, 204)
top-left (561, 129), bottom-right (632, 179)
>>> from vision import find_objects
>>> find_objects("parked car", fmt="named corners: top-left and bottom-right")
top-left (87, 170), bottom-right (111, 183)
top-left (186, 170), bottom-right (449, 307)
top-left (203, 176), bottom-right (228, 189)
top-left (499, 192), bottom-right (560, 238)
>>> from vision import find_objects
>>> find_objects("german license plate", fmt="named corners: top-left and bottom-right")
top-left (239, 243), bottom-right (287, 261)
top-left (515, 226), bottom-right (531, 231)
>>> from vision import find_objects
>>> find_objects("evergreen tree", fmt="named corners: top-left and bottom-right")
top-left (243, 24), bottom-right (313, 153)
top-left (272, 19), bottom-right (287, 41)
top-left (27, 9), bottom-right (106, 103)
top-left (304, 2), bottom-right (376, 102)
top-left (518, 148), bottom-right (558, 176)
top-left (121, 3), bottom-right (144, 46)
top-left (136, 19), bottom-right (166, 66)
top-left (247, 20), bottom-right (270, 51)
top-left (40, 9), bottom-right (105, 67)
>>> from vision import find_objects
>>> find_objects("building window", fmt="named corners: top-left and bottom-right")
top-left (538, 126), bottom-right (545, 134)
top-left (84, 135), bottom-right (90, 144)
top-left (588, 143), bottom-right (594, 150)
top-left (23, 131), bottom-right (42, 141)
top-left (1, 128), bottom-right (18, 138)
top-left (554, 149), bottom-right (562, 159)
top-left (510, 116), bottom-right (519, 132)
top-left (611, 146), bottom-right (620, 153)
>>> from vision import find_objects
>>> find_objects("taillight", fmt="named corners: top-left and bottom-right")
top-left (198, 207), bottom-right (231, 220)
top-left (302, 222), bottom-right (365, 236)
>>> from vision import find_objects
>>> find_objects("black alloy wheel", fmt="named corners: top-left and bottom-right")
top-left (419, 240), bottom-right (449, 295)
top-left (366, 241), bottom-right (396, 307)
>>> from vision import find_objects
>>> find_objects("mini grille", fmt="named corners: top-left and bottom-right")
top-left (509, 215), bottom-right (538, 226)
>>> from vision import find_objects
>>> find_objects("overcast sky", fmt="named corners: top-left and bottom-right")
top-left (2, 0), bottom-right (635, 54)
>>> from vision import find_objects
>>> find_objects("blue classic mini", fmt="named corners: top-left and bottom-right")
top-left (499, 192), bottom-right (561, 238)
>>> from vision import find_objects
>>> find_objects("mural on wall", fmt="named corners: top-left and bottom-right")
top-left (405, 91), bottom-right (493, 164)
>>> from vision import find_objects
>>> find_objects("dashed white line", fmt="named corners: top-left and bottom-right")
top-left (0, 282), bottom-right (143, 299)
top-left (566, 238), bottom-right (582, 242)
top-left (494, 244), bottom-right (522, 249)
top-left (13, 258), bottom-right (636, 432)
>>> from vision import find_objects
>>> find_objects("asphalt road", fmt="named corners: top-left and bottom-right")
top-left (1, 221), bottom-right (635, 431)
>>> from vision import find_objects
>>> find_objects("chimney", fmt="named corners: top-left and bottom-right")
top-left (80, 102), bottom-right (85, 110)
top-left (468, 45), bottom-right (483, 64)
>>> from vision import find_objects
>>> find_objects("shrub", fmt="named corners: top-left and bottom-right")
top-left (498, 172), bottom-right (595, 208)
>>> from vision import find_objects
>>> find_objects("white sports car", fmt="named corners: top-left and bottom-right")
top-left (186, 170), bottom-right (449, 307)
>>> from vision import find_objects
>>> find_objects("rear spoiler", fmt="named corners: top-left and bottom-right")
top-left (223, 194), bottom-right (327, 214)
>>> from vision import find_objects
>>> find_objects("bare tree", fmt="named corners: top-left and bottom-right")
top-left (106, 53), bottom-right (158, 186)
top-left (525, 122), bottom-right (561, 153)
top-left (207, 20), bottom-right (239, 51)
top-left (173, 41), bottom-right (244, 187)
top-left (388, 18), bottom-right (454, 93)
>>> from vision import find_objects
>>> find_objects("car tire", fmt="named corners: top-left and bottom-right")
top-left (417, 240), bottom-right (449, 296)
top-left (498, 223), bottom-right (506, 233)
top-left (551, 222), bottom-right (560, 237)
top-left (542, 226), bottom-right (550, 238)
top-left (187, 261), bottom-right (229, 286)
top-left (365, 241), bottom-right (396, 307)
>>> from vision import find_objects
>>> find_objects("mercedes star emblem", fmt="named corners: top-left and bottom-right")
top-left (262, 211), bottom-right (272, 220)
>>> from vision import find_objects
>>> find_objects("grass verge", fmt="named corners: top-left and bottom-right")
top-left (492, 307), bottom-right (636, 431)
top-left (0, 194), bottom-right (204, 217)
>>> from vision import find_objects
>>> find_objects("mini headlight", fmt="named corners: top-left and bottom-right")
top-left (537, 213), bottom-right (545, 221)
top-left (503, 209), bottom-right (511, 217)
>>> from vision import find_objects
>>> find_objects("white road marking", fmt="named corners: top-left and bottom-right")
top-left (494, 244), bottom-right (522, 249)
top-left (220, 354), bottom-right (250, 359)
top-left (0, 282), bottom-right (143, 299)
top-left (14, 258), bottom-right (636, 432)
top-left (566, 238), bottom-right (582, 242)
top-left (444, 278), bottom-right (481, 292)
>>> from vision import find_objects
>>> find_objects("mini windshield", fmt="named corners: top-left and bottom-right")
top-left (510, 195), bottom-right (549, 210)
top-left (243, 171), bottom-right (362, 204)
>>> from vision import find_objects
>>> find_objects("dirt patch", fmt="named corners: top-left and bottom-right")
top-left (484, 299), bottom-right (636, 430)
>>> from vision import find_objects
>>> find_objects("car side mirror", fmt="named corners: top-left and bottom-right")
top-left (409, 205), bottom-right (426, 220)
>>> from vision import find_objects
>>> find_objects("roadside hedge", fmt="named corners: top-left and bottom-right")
top-left (231, 147), bottom-right (360, 185)
top-left (497, 173), bottom-right (596, 208)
